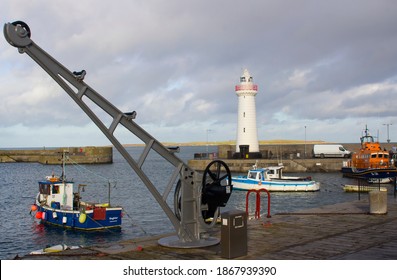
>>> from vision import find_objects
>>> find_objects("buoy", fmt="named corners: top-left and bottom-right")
top-left (42, 211), bottom-right (46, 220)
top-left (31, 204), bottom-right (38, 212)
top-left (43, 244), bottom-right (67, 253)
top-left (62, 216), bottom-right (67, 224)
top-left (35, 211), bottom-right (43, 219)
top-left (78, 213), bottom-right (87, 223)
top-left (136, 246), bottom-right (143, 251)
top-left (52, 211), bottom-right (58, 219)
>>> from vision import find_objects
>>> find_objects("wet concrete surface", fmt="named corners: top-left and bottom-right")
top-left (15, 195), bottom-right (397, 260)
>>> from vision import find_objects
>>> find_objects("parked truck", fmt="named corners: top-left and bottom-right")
top-left (313, 144), bottom-right (351, 158)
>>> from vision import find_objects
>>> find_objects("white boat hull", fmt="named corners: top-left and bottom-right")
top-left (232, 177), bottom-right (320, 192)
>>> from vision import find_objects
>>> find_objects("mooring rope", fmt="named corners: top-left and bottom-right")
top-left (67, 156), bottom-right (113, 183)
top-left (85, 214), bottom-right (115, 233)
top-left (122, 210), bottom-right (147, 235)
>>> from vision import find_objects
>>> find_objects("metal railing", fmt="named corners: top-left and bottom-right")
top-left (245, 188), bottom-right (271, 219)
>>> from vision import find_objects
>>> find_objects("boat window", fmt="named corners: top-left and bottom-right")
top-left (240, 77), bottom-right (246, 82)
top-left (378, 154), bottom-right (383, 158)
top-left (371, 154), bottom-right (376, 158)
top-left (385, 154), bottom-right (389, 158)
top-left (39, 183), bottom-right (50, 195)
top-left (52, 184), bottom-right (60, 194)
top-left (249, 172), bottom-right (256, 179)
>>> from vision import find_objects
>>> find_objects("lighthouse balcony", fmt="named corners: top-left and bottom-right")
top-left (235, 85), bottom-right (258, 91)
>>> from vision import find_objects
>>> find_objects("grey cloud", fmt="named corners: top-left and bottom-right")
top-left (2, 0), bottom-right (397, 146)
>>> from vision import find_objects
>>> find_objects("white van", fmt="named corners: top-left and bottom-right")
top-left (313, 144), bottom-right (351, 158)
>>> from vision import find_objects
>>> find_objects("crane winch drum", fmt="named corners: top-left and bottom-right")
top-left (4, 21), bottom-right (233, 248)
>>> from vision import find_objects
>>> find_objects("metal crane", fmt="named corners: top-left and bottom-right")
top-left (4, 21), bottom-right (233, 248)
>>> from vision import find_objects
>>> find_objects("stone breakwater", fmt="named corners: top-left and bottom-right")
top-left (0, 146), bottom-right (112, 164)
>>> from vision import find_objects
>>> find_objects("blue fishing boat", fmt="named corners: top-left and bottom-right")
top-left (232, 165), bottom-right (320, 192)
top-left (31, 154), bottom-right (122, 230)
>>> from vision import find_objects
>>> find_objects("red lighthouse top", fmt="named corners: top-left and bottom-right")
top-left (235, 69), bottom-right (258, 91)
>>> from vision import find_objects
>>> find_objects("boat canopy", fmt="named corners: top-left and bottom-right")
top-left (247, 169), bottom-right (271, 181)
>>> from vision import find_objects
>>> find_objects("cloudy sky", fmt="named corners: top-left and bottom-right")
top-left (1, 0), bottom-right (397, 148)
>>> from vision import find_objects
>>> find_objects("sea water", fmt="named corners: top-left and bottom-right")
top-left (0, 146), bottom-right (359, 260)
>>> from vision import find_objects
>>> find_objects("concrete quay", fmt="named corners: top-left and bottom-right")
top-left (16, 193), bottom-right (397, 260)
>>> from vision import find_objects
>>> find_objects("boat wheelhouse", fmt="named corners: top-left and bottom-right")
top-left (266, 165), bottom-right (312, 181)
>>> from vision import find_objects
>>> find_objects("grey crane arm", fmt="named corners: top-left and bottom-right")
top-left (4, 21), bottom-right (232, 248)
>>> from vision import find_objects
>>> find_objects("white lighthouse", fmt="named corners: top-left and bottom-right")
top-left (235, 69), bottom-right (259, 154)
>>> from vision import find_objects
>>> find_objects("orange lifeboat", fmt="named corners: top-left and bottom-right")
top-left (341, 126), bottom-right (397, 179)
top-left (351, 127), bottom-right (390, 169)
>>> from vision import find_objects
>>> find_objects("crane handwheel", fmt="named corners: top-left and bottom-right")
top-left (201, 160), bottom-right (232, 224)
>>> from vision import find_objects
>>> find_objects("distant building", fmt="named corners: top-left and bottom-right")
top-left (234, 69), bottom-right (261, 159)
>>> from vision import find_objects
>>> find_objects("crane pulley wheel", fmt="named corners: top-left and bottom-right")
top-left (11, 21), bottom-right (31, 38)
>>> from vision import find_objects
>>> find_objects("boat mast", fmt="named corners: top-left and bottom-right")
top-left (57, 150), bottom-right (68, 182)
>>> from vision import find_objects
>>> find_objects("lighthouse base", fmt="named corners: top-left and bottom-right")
top-left (232, 152), bottom-right (262, 159)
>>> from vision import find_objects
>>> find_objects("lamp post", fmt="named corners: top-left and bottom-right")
top-left (206, 129), bottom-right (212, 155)
top-left (304, 126), bottom-right (307, 159)
top-left (383, 123), bottom-right (392, 143)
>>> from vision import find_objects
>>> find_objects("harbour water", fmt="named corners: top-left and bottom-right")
top-left (0, 146), bottom-right (362, 260)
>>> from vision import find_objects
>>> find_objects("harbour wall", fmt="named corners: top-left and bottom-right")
top-left (0, 146), bottom-right (112, 164)
top-left (188, 158), bottom-right (344, 173)
top-left (188, 142), bottom-right (397, 172)
top-left (218, 143), bottom-right (396, 160)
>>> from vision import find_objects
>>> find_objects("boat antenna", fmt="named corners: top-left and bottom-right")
top-left (60, 150), bottom-right (69, 182)
top-left (364, 125), bottom-right (369, 136)
top-left (277, 145), bottom-right (283, 165)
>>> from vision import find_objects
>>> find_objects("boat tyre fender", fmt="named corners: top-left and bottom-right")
top-left (258, 181), bottom-right (262, 186)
